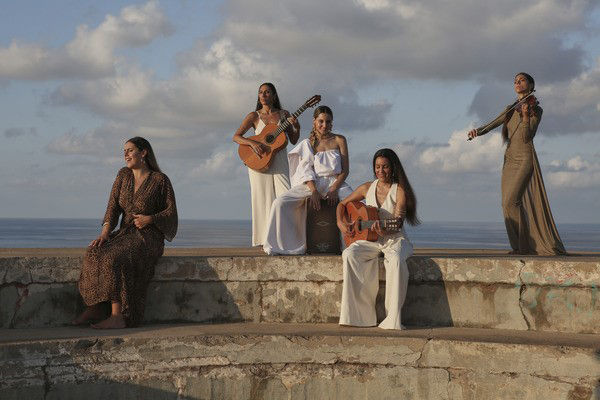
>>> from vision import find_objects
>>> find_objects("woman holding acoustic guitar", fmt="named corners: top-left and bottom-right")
top-left (336, 148), bottom-right (419, 330)
top-left (467, 72), bottom-right (566, 255)
top-left (233, 83), bottom-right (300, 246)
top-left (263, 105), bottom-right (353, 255)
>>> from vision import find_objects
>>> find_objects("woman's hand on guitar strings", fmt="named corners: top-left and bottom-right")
top-left (287, 116), bottom-right (300, 132)
top-left (249, 141), bottom-right (265, 158)
top-left (371, 220), bottom-right (385, 237)
top-left (337, 220), bottom-right (355, 238)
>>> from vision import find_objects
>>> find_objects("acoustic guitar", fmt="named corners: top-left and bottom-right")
top-left (238, 95), bottom-right (321, 172)
top-left (343, 201), bottom-right (403, 247)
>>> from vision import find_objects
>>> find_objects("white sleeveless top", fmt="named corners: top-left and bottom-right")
top-left (365, 179), bottom-right (407, 240)
top-left (366, 179), bottom-right (396, 218)
top-left (255, 110), bottom-right (285, 135)
top-left (288, 138), bottom-right (343, 188)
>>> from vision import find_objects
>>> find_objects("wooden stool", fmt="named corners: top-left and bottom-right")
top-left (306, 199), bottom-right (341, 254)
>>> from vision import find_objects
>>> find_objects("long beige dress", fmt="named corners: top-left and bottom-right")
top-left (79, 167), bottom-right (178, 326)
top-left (476, 105), bottom-right (567, 255)
top-left (248, 111), bottom-right (291, 246)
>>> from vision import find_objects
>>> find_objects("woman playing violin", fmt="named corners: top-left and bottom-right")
top-left (233, 83), bottom-right (300, 246)
top-left (468, 72), bottom-right (566, 255)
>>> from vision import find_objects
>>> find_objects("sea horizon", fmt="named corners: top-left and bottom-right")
top-left (0, 218), bottom-right (598, 252)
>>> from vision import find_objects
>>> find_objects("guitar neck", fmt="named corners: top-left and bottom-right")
top-left (359, 219), bottom-right (399, 231)
top-left (271, 103), bottom-right (310, 139)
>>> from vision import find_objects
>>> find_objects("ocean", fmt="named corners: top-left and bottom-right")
top-left (0, 218), bottom-right (598, 251)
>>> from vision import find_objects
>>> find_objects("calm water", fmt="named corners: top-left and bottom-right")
top-left (0, 218), bottom-right (598, 251)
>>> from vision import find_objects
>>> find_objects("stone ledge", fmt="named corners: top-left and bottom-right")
top-left (1, 323), bottom-right (599, 400)
top-left (1, 251), bottom-right (599, 334)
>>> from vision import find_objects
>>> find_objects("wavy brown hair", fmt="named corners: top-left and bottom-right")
top-left (372, 148), bottom-right (420, 226)
top-left (126, 137), bottom-right (162, 173)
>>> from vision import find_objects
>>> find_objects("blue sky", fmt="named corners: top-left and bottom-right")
top-left (1, 0), bottom-right (599, 223)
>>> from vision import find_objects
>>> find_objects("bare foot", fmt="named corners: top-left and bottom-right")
top-left (91, 314), bottom-right (126, 329)
top-left (72, 306), bottom-right (104, 325)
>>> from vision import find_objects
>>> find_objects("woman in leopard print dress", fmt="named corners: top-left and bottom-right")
top-left (73, 137), bottom-right (178, 329)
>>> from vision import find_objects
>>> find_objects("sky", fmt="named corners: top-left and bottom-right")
top-left (1, 0), bottom-right (599, 224)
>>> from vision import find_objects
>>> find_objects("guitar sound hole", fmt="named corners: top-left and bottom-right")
top-left (265, 135), bottom-right (275, 144)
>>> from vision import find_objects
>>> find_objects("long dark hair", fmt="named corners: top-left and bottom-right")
top-left (309, 105), bottom-right (333, 148)
top-left (502, 72), bottom-right (535, 144)
top-left (126, 137), bottom-right (162, 173)
top-left (372, 148), bottom-right (420, 226)
top-left (255, 82), bottom-right (282, 111)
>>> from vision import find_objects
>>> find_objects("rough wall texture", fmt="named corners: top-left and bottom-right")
top-left (1, 325), bottom-right (599, 400)
top-left (1, 255), bottom-right (599, 333)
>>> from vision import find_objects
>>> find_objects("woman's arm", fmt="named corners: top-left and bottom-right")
top-left (233, 112), bottom-right (266, 157)
top-left (325, 135), bottom-right (350, 205)
top-left (151, 174), bottom-right (178, 242)
top-left (336, 182), bottom-right (369, 237)
top-left (518, 105), bottom-right (543, 143)
top-left (468, 105), bottom-right (511, 139)
top-left (306, 180), bottom-right (322, 211)
top-left (283, 110), bottom-right (300, 145)
top-left (90, 169), bottom-right (125, 247)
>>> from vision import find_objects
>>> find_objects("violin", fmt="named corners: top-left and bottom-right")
top-left (467, 90), bottom-right (539, 141)
top-left (515, 93), bottom-right (539, 118)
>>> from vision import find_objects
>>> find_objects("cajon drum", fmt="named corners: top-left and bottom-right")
top-left (306, 199), bottom-right (341, 254)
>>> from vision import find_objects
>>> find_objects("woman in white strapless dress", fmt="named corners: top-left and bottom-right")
top-left (233, 83), bottom-right (300, 246)
top-left (263, 106), bottom-right (353, 255)
top-left (336, 148), bottom-right (420, 330)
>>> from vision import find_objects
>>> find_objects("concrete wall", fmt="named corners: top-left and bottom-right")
top-left (1, 324), bottom-right (599, 400)
top-left (1, 255), bottom-right (599, 333)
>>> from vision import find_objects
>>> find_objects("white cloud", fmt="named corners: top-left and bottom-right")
top-left (547, 155), bottom-right (600, 189)
top-left (418, 130), bottom-right (504, 173)
top-left (0, 1), bottom-right (171, 80)
top-left (222, 0), bottom-right (594, 82)
top-left (187, 148), bottom-right (245, 181)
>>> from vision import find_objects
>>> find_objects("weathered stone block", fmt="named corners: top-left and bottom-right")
top-left (409, 257), bottom-right (524, 285)
top-left (0, 386), bottom-right (45, 400)
top-left (261, 282), bottom-right (341, 323)
top-left (447, 369), bottom-right (581, 400)
top-left (419, 339), bottom-right (600, 384)
top-left (144, 282), bottom-right (185, 323)
top-left (521, 285), bottom-right (600, 333)
top-left (10, 284), bottom-right (79, 328)
top-left (45, 380), bottom-right (177, 400)
top-left (231, 256), bottom-right (342, 282)
top-left (521, 260), bottom-right (600, 286)
top-left (179, 281), bottom-right (260, 323)
top-left (0, 285), bottom-right (19, 328)
top-left (155, 257), bottom-right (232, 282)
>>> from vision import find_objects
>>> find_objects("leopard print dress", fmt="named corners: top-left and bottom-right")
top-left (78, 167), bottom-right (178, 326)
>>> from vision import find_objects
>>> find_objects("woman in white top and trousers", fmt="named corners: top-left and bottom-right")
top-left (336, 148), bottom-right (420, 330)
top-left (233, 83), bottom-right (300, 246)
top-left (263, 106), bottom-right (353, 255)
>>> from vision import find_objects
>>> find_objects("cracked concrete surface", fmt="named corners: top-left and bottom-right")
top-left (1, 253), bottom-right (599, 333)
top-left (1, 323), bottom-right (599, 400)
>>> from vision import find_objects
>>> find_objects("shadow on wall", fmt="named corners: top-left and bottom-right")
top-left (399, 258), bottom-right (453, 328)
top-left (143, 260), bottom-right (245, 324)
